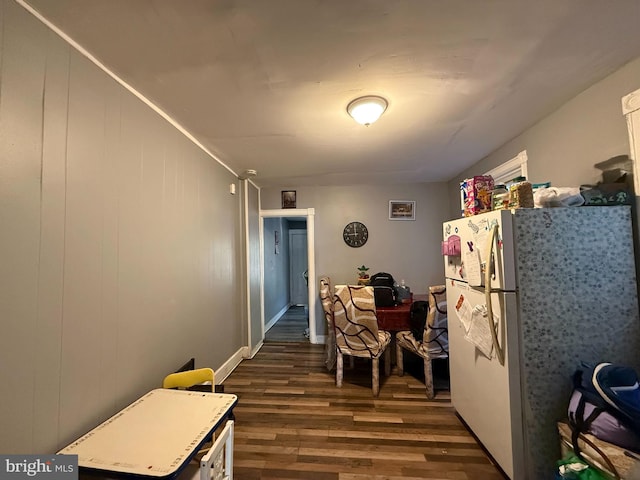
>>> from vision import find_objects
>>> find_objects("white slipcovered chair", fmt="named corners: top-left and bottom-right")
top-left (333, 284), bottom-right (392, 397)
top-left (319, 276), bottom-right (337, 371)
top-left (395, 285), bottom-right (448, 399)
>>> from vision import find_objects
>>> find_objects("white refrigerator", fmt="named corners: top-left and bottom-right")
top-left (442, 206), bottom-right (640, 479)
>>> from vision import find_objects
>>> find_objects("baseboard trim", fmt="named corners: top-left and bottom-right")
top-left (249, 340), bottom-right (264, 359)
top-left (215, 347), bottom-right (246, 384)
top-left (264, 304), bottom-right (289, 333)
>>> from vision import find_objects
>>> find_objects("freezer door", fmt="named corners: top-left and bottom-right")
top-left (446, 279), bottom-right (524, 479)
top-left (442, 210), bottom-right (516, 290)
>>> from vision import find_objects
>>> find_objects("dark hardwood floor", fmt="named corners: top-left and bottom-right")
top-left (222, 331), bottom-right (507, 479)
top-left (264, 306), bottom-right (309, 343)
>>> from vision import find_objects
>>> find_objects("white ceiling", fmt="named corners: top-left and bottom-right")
top-left (23, 0), bottom-right (640, 187)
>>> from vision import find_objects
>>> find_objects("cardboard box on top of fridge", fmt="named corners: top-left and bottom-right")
top-left (460, 175), bottom-right (494, 216)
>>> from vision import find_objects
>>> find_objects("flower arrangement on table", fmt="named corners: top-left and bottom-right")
top-left (357, 265), bottom-right (370, 285)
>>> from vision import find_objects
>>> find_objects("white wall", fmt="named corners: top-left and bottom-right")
top-left (261, 183), bottom-right (451, 336)
top-left (0, 1), bottom-right (245, 453)
top-left (447, 56), bottom-right (640, 219)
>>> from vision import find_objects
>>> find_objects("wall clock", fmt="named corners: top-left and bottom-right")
top-left (343, 221), bottom-right (368, 248)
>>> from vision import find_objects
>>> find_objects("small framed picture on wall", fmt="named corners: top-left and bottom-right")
top-left (282, 190), bottom-right (296, 209)
top-left (389, 200), bottom-right (415, 220)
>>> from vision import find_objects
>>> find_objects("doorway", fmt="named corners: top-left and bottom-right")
top-left (264, 222), bottom-right (308, 343)
top-left (260, 208), bottom-right (316, 344)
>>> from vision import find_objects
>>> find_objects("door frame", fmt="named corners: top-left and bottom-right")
top-left (259, 208), bottom-right (317, 343)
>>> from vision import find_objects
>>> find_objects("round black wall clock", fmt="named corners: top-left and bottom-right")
top-left (343, 221), bottom-right (368, 248)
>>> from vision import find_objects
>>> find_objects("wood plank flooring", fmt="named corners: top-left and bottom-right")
top-left (222, 340), bottom-right (507, 479)
top-left (265, 306), bottom-right (309, 343)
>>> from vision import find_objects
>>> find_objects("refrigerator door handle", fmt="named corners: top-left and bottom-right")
top-left (485, 223), bottom-right (505, 365)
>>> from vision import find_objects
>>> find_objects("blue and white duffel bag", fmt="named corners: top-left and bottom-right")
top-left (568, 362), bottom-right (640, 453)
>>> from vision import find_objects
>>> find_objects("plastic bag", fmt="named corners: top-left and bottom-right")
top-left (557, 455), bottom-right (609, 479)
top-left (534, 187), bottom-right (585, 208)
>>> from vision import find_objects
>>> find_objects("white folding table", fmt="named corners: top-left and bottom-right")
top-left (58, 388), bottom-right (237, 479)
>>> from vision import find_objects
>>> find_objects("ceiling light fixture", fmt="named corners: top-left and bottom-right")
top-left (347, 95), bottom-right (388, 126)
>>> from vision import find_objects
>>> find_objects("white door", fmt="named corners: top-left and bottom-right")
top-left (446, 279), bottom-right (524, 479)
top-left (289, 230), bottom-right (308, 306)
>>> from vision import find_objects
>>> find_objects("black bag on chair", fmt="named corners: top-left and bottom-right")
top-left (409, 300), bottom-right (429, 341)
top-left (369, 272), bottom-right (398, 307)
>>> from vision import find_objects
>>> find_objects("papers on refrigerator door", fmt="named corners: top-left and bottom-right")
top-left (466, 304), bottom-right (499, 359)
top-left (453, 293), bottom-right (473, 331)
top-left (463, 248), bottom-right (482, 286)
top-left (452, 286), bottom-right (499, 359)
top-left (474, 226), bottom-right (489, 254)
top-left (460, 217), bottom-right (490, 286)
